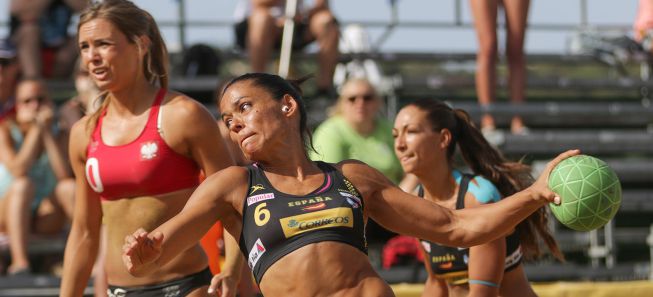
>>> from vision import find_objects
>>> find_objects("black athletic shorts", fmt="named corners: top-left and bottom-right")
top-left (106, 267), bottom-right (212, 297)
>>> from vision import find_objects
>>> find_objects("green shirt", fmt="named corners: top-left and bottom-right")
top-left (310, 116), bottom-right (403, 184)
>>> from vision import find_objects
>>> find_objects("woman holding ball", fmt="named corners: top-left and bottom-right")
top-left (393, 98), bottom-right (564, 297)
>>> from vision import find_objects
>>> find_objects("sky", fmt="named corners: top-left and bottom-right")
top-left (0, 0), bottom-right (640, 54)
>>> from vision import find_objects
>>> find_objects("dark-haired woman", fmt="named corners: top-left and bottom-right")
top-left (393, 99), bottom-right (563, 297)
top-left (121, 72), bottom-right (577, 297)
top-left (60, 1), bottom-right (241, 296)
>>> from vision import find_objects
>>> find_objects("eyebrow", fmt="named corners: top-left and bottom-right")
top-left (219, 96), bottom-right (248, 119)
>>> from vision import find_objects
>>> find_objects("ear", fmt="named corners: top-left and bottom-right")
top-left (136, 35), bottom-right (151, 58)
top-left (280, 94), bottom-right (299, 117)
top-left (439, 128), bottom-right (452, 149)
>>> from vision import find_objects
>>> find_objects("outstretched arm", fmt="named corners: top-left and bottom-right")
top-left (344, 150), bottom-right (579, 247)
top-left (123, 167), bottom-right (246, 276)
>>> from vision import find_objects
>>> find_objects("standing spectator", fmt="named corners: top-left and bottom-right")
top-left (0, 79), bottom-right (75, 275)
top-left (634, 0), bottom-right (653, 55)
top-left (233, 0), bottom-right (339, 98)
top-left (60, 1), bottom-right (242, 296)
top-left (470, 0), bottom-right (529, 135)
top-left (393, 99), bottom-right (563, 296)
top-left (9, 0), bottom-right (87, 78)
top-left (0, 39), bottom-right (19, 122)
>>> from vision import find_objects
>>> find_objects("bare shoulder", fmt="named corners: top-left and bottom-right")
top-left (334, 159), bottom-right (392, 197)
top-left (69, 116), bottom-right (93, 155)
top-left (163, 91), bottom-right (213, 120)
top-left (203, 165), bottom-right (250, 211)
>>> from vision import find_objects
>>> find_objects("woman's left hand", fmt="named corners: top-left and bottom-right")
top-left (528, 149), bottom-right (581, 205)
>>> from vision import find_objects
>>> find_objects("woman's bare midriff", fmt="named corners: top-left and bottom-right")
top-left (102, 188), bottom-right (208, 287)
top-left (259, 241), bottom-right (395, 297)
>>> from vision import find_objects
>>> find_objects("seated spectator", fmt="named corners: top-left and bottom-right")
top-left (58, 64), bottom-right (100, 168)
top-left (310, 77), bottom-right (402, 183)
top-left (0, 39), bottom-right (19, 122)
top-left (234, 0), bottom-right (339, 97)
top-left (9, 0), bottom-right (87, 78)
top-left (634, 0), bottom-right (653, 55)
top-left (0, 79), bottom-right (75, 275)
top-left (310, 77), bottom-right (403, 244)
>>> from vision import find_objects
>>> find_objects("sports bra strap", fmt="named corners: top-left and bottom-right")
top-left (417, 173), bottom-right (474, 211)
top-left (455, 174), bottom-right (473, 210)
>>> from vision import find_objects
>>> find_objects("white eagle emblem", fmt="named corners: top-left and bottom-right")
top-left (140, 142), bottom-right (158, 160)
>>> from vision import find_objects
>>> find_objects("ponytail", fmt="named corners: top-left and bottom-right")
top-left (411, 99), bottom-right (564, 261)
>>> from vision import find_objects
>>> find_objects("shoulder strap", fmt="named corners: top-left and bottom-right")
top-left (148, 88), bottom-right (167, 131)
top-left (456, 174), bottom-right (474, 210)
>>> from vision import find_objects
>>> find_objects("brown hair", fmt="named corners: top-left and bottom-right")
top-left (408, 98), bottom-right (564, 261)
top-left (79, 0), bottom-right (169, 134)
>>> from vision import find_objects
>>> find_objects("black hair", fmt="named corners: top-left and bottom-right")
top-left (220, 73), bottom-right (316, 156)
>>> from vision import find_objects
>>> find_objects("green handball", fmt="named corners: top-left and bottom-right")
top-left (548, 155), bottom-right (622, 231)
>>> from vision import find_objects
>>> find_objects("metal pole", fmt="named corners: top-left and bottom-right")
top-left (279, 0), bottom-right (299, 78)
top-left (580, 0), bottom-right (588, 28)
top-left (178, 0), bottom-right (187, 53)
top-left (455, 0), bottom-right (462, 26)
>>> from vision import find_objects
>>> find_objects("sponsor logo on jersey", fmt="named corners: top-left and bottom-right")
top-left (247, 193), bottom-right (275, 206)
top-left (431, 253), bottom-right (456, 264)
top-left (343, 179), bottom-right (360, 197)
top-left (140, 141), bottom-right (158, 160)
top-left (280, 207), bottom-right (353, 238)
top-left (287, 196), bottom-right (332, 208)
top-left (249, 184), bottom-right (266, 195)
top-left (248, 238), bottom-right (266, 269)
top-left (504, 246), bottom-right (522, 268)
top-left (302, 202), bottom-right (326, 212)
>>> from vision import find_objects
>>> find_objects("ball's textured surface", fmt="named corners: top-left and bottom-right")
top-left (548, 155), bottom-right (622, 231)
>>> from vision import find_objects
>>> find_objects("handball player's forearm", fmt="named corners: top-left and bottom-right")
top-left (455, 188), bottom-right (544, 247)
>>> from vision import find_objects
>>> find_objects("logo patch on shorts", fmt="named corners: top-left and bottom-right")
top-left (247, 193), bottom-right (275, 206)
top-left (248, 238), bottom-right (266, 269)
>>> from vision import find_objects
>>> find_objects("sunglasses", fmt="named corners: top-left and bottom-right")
top-left (17, 95), bottom-right (46, 105)
top-left (346, 93), bottom-right (375, 103)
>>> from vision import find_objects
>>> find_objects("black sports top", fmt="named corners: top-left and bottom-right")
top-left (418, 174), bottom-right (523, 285)
top-left (239, 161), bottom-right (367, 284)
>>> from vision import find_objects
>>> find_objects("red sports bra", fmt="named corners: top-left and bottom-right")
top-left (85, 89), bottom-right (200, 201)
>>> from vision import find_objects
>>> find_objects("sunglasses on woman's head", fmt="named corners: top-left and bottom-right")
top-left (346, 93), bottom-right (375, 103)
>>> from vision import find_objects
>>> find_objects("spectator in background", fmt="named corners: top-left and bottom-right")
top-left (233, 0), bottom-right (339, 98)
top-left (634, 0), bottom-right (653, 55)
top-left (310, 78), bottom-right (402, 184)
top-left (0, 39), bottom-right (19, 122)
top-left (9, 0), bottom-right (87, 78)
top-left (393, 99), bottom-right (563, 296)
top-left (310, 77), bottom-right (403, 245)
top-left (57, 64), bottom-right (100, 169)
top-left (0, 79), bottom-right (75, 275)
top-left (470, 0), bottom-right (529, 135)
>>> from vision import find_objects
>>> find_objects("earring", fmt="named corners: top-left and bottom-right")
top-left (282, 105), bottom-right (290, 113)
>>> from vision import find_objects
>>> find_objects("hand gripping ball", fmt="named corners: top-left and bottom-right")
top-left (548, 155), bottom-right (622, 231)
